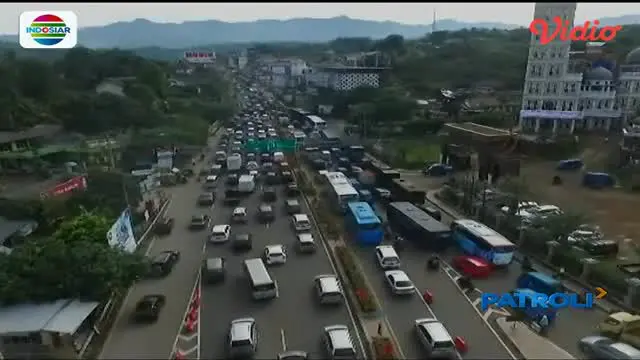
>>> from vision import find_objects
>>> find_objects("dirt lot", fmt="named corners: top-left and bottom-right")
top-left (520, 159), bottom-right (640, 258)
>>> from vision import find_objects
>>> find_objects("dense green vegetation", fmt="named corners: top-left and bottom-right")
top-left (0, 46), bottom-right (235, 305)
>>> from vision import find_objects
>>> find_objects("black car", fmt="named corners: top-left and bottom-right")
top-left (285, 184), bottom-right (300, 197)
top-left (133, 294), bottom-right (166, 322)
top-left (260, 153), bottom-right (271, 162)
top-left (198, 193), bottom-right (215, 206)
top-left (262, 187), bottom-right (277, 202)
top-left (281, 170), bottom-right (294, 183)
top-left (232, 233), bottom-right (253, 252)
top-left (226, 173), bottom-right (239, 186)
top-left (258, 203), bottom-right (275, 223)
top-left (189, 214), bottom-right (210, 230)
top-left (149, 250), bottom-right (180, 277)
top-left (266, 171), bottom-right (279, 185)
top-left (285, 199), bottom-right (301, 214)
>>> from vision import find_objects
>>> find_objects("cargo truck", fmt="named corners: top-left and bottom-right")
top-left (226, 153), bottom-right (242, 172)
top-left (238, 175), bottom-right (256, 193)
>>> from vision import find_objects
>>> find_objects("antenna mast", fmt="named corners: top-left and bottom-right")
top-left (432, 8), bottom-right (437, 32)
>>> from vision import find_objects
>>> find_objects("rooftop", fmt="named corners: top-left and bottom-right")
top-left (0, 124), bottom-right (63, 144)
top-left (444, 122), bottom-right (513, 138)
top-left (0, 299), bottom-right (99, 335)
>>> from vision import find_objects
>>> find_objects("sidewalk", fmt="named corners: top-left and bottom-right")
top-left (496, 318), bottom-right (575, 359)
top-left (425, 189), bottom-right (621, 313)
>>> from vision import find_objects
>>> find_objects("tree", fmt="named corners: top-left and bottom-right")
top-left (0, 212), bottom-right (147, 305)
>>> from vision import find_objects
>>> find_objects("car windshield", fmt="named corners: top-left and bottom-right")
top-left (396, 280), bottom-right (413, 288)
top-left (231, 339), bottom-right (251, 347)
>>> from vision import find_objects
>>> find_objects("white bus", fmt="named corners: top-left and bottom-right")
top-left (305, 115), bottom-right (327, 131)
top-left (327, 174), bottom-right (359, 213)
top-left (450, 219), bottom-right (517, 266)
top-left (243, 258), bottom-right (278, 300)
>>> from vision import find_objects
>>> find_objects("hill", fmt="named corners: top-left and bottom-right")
top-left (0, 16), bottom-right (520, 49)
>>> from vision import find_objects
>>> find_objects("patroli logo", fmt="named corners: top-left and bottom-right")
top-left (529, 16), bottom-right (622, 45)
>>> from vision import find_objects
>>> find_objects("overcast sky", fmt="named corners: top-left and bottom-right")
top-left (3, 2), bottom-right (639, 34)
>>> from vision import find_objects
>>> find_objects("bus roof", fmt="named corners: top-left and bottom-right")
top-left (454, 219), bottom-right (515, 247)
top-left (347, 202), bottom-right (381, 225)
top-left (326, 171), bottom-right (348, 183)
top-left (389, 202), bottom-right (449, 233)
top-left (321, 129), bottom-right (340, 140)
top-left (306, 115), bottom-right (326, 124)
top-left (332, 182), bottom-right (359, 196)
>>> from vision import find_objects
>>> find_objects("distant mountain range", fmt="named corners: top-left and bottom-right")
top-left (3, 15), bottom-right (640, 50)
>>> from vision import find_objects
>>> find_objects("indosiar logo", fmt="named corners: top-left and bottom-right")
top-left (20, 11), bottom-right (77, 49)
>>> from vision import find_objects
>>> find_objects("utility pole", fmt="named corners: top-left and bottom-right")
top-left (105, 134), bottom-right (131, 209)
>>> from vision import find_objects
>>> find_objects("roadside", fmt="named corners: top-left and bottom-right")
top-left (98, 132), bottom-right (221, 359)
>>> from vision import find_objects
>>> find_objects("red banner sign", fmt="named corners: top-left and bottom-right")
top-left (184, 51), bottom-right (216, 64)
top-left (44, 176), bottom-right (88, 198)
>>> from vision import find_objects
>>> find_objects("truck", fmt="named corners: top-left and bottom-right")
top-left (238, 175), bottom-right (255, 193)
top-left (226, 153), bottom-right (242, 171)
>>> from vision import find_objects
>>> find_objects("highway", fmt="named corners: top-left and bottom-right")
top-left (425, 198), bottom-right (608, 358)
top-left (99, 138), bottom-right (218, 359)
top-left (200, 170), bottom-right (365, 359)
top-left (350, 205), bottom-right (514, 359)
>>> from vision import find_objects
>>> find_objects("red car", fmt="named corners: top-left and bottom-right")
top-left (452, 256), bottom-right (492, 278)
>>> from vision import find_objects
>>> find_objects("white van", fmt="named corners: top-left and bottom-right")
top-left (243, 258), bottom-right (278, 300)
top-left (375, 245), bottom-right (401, 269)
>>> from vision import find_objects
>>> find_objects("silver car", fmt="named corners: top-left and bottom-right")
top-left (228, 317), bottom-right (257, 358)
top-left (384, 270), bottom-right (415, 295)
top-left (579, 336), bottom-right (640, 359)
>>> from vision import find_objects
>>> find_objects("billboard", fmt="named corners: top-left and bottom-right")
top-left (41, 175), bottom-right (87, 198)
top-left (106, 208), bottom-right (136, 253)
top-left (184, 51), bottom-right (216, 64)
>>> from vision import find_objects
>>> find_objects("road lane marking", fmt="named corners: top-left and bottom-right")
top-left (280, 329), bottom-right (287, 352)
top-left (298, 183), bottom-right (367, 359)
top-left (440, 264), bottom-right (517, 360)
top-left (383, 318), bottom-right (406, 360)
top-left (180, 345), bottom-right (198, 356)
top-left (178, 333), bottom-right (197, 342)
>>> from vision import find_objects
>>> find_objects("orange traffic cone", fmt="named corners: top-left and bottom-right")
top-left (184, 318), bottom-right (195, 333)
top-left (188, 307), bottom-right (198, 321)
top-left (191, 294), bottom-right (200, 309)
top-left (422, 290), bottom-right (433, 304)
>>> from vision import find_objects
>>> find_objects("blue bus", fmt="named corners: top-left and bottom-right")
top-left (450, 219), bottom-right (517, 266)
top-left (346, 202), bottom-right (383, 246)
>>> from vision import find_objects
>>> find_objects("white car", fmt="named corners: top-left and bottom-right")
top-left (263, 245), bottom-right (287, 265)
top-left (232, 207), bottom-right (248, 223)
top-left (210, 224), bottom-right (231, 244)
top-left (522, 204), bottom-right (563, 223)
top-left (246, 161), bottom-right (259, 171)
top-left (500, 201), bottom-right (538, 216)
top-left (385, 270), bottom-right (415, 295)
top-left (249, 170), bottom-right (259, 177)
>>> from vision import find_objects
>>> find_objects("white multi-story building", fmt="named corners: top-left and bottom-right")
top-left (519, 2), bottom-right (627, 135)
top-left (306, 65), bottom-right (386, 91)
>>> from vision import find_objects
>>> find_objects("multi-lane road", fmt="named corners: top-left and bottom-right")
top-left (200, 171), bottom-right (365, 359)
top-left (350, 204), bottom-right (515, 360)
top-left (425, 198), bottom-right (608, 358)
